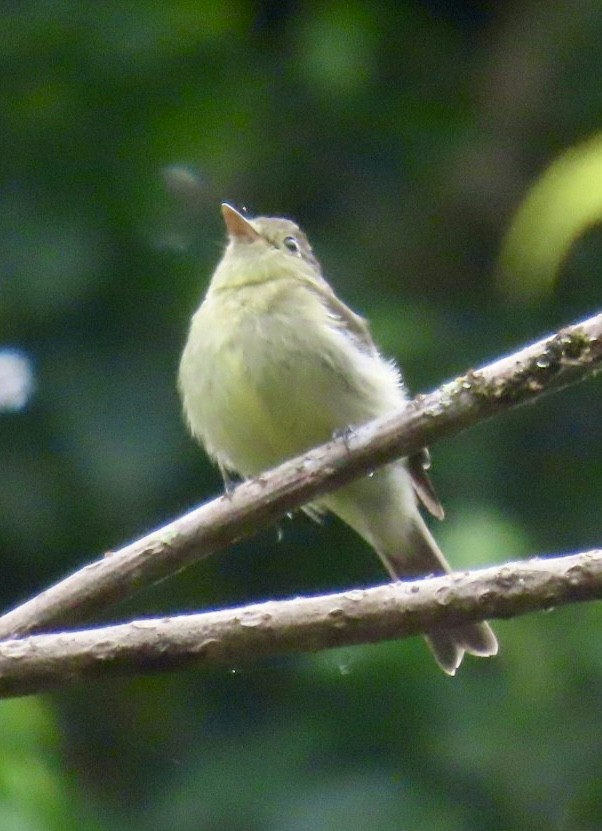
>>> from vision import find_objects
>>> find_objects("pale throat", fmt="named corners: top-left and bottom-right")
top-left (209, 241), bottom-right (317, 293)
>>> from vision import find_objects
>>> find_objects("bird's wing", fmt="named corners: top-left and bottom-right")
top-left (303, 273), bottom-right (378, 355)
top-left (303, 272), bottom-right (444, 520)
top-left (408, 448), bottom-right (445, 520)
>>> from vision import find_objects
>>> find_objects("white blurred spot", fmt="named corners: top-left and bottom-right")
top-left (0, 349), bottom-right (35, 412)
top-left (162, 165), bottom-right (207, 202)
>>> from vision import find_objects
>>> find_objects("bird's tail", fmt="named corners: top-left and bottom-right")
top-left (378, 514), bottom-right (498, 676)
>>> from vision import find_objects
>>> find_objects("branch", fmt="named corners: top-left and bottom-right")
top-left (0, 312), bottom-right (601, 641)
top-left (0, 550), bottom-right (600, 699)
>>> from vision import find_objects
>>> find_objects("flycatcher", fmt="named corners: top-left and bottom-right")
top-left (178, 203), bottom-right (498, 674)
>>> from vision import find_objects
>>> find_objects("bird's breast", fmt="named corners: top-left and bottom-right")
top-left (179, 281), bottom-right (403, 476)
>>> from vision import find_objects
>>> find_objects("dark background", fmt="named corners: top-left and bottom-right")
top-left (1, 2), bottom-right (601, 829)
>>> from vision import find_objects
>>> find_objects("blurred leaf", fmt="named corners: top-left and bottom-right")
top-left (0, 698), bottom-right (98, 831)
top-left (498, 133), bottom-right (602, 299)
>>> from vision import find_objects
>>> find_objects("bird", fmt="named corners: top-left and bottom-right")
top-left (178, 203), bottom-right (498, 674)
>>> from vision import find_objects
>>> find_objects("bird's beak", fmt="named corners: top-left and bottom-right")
top-left (221, 203), bottom-right (260, 242)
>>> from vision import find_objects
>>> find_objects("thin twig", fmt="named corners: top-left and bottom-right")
top-left (0, 550), bottom-right (600, 698)
top-left (0, 312), bottom-right (600, 641)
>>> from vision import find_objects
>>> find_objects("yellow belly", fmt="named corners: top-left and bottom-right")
top-left (178, 281), bottom-right (403, 477)
top-left (179, 299), bottom-right (342, 474)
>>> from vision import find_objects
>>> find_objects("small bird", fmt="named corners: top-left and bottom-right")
top-left (178, 204), bottom-right (498, 674)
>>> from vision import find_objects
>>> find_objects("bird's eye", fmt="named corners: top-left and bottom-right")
top-left (283, 236), bottom-right (300, 254)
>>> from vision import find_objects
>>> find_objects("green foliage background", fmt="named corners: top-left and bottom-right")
top-left (1, 2), bottom-right (602, 829)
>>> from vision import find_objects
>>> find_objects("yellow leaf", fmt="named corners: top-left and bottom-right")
top-left (498, 134), bottom-right (602, 299)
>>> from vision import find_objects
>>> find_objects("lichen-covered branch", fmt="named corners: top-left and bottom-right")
top-left (0, 550), bottom-right (601, 699)
top-left (0, 311), bottom-right (601, 642)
